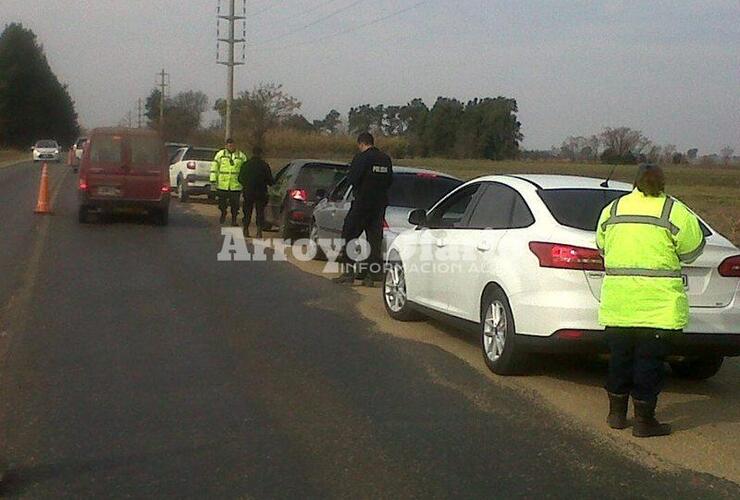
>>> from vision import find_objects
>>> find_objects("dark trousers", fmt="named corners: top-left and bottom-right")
top-left (340, 203), bottom-right (386, 279)
top-left (606, 327), bottom-right (673, 403)
top-left (218, 190), bottom-right (240, 218)
top-left (243, 192), bottom-right (267, 229)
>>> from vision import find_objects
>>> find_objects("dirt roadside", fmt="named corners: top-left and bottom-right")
top-left (186, 199), bottom-right (739, 484)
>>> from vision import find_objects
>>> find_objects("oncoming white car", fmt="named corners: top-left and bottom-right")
top-left (383, 175), bottom-right (740, 378)
top-left (32, 140), bottom-right (61, 162)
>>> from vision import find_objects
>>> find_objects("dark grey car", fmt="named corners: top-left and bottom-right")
top-left (265, 160), bottom-right (350, 239)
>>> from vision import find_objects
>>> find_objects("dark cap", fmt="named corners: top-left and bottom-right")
top-left (225, 138), bottom-right (235, 144)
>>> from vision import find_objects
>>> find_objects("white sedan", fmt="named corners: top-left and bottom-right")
top-left (32, 140), bottom-right (61, 162)
top-left (383, 174), bottom-right (740, 379)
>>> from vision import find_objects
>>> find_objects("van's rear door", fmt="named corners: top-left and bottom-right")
top-left (87, 134), bottom-right (126, 198)
top-left (124, 135), bottom-right (167, 201)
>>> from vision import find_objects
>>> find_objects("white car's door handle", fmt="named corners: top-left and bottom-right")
top-left (435, 239), bottom-right (447, 248)
top-left (476, 242), bottom-right (491, 252)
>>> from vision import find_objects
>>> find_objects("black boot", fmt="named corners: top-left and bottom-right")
top-left (606, 392), bottom-right (629, 430)
top-left (633, 399), bottom-right (672, 437)
top-left (219, 211), bottom-right (226, 224)
top-left (231, 215), bottom-right (239, 227)
top-left (256, 228), bottom-right (263, 239)
top-left (243, 226), bottom-right (250, 238)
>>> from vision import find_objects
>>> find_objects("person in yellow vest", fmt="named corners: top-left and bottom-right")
top-left (210, 138), bottom-right (248, 226)
top-left (596, 164), bottom-right (705, 437)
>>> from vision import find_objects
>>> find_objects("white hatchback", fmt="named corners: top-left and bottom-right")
top-left (383, 175), bottom-right (740, 379)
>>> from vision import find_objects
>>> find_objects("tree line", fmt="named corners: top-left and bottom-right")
top-left (558, 127), bottom-right (735, 165)
top-left (144, 82), bottom-right (523, 160)
top-left (0, 24), bottom-right (79, 148)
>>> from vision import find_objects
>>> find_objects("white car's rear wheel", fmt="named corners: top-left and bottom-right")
top-left (480, 286), bottom-right (526, 375)
top-left (383, 258), bottom-right (421, 321)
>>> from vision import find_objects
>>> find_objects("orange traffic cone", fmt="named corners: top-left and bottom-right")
top-left (34, 163), bottom-right (52, 214)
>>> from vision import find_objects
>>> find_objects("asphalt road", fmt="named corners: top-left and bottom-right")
top-left (0, 161), bottom-right (737, 498)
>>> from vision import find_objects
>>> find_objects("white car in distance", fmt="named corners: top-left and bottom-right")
top-left (32, 140), bottom-right (61, 163)
top-left (383, 175), bottom-right (740, 379)
top-left (169, 146), bottom-right (218, 202)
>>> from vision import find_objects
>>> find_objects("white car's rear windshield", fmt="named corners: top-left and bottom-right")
top-left (184, 149), bottom-right (218, 161)
top-left (36, 140), bottom-right (58, 148)
top-left (539, 189), bottom-right (628, 231)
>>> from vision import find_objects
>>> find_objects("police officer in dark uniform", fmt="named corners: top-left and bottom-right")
top-left (238, 146), bottom-right (274, 238)
top-left (333, 132), bottom-right (393, 287)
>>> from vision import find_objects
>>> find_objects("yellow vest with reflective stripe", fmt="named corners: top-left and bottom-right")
top-left (596, 189), bottom-right (705, 330)
top-left (210, 149), bottom-right (247, 191)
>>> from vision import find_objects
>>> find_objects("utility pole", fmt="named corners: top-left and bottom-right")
top-left (137, 98), bottom-right (143, 128)
top-left (217, 0), bottom-right (245, 141)
top-left (156, 68), bottom-right (170, 132)
top-left (126, 110), bottom-right (133, 128)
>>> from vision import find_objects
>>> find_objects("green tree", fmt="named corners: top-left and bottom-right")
top-left (313, 109), bottom-right (341, 134)
top-left (144, 89), bottom-right (208, 141)
top-left (216, 83), bottom-right (301, 147)
top-left (399, 98), bottom-right (429, 155)
top-left (282, 114), bottom-right (315, 133)
top-left (422, 97), bottom-right (464, 157)
top-left (348, 104), bottom-right (377, 135)
top-left (0, 23), bottom-right (79, 148)
top-left (454, 98), bottom-right (522, 160)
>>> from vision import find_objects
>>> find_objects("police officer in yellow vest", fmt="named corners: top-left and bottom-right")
top-left (211, 138), bottom-right (248, 226)
top-left (596, 164), bottom-right (705, 437)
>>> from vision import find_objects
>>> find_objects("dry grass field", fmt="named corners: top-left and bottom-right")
top-left (268, 156), bottom-right (739, 245)
top-left (0, 149), bottom-right (26, 164)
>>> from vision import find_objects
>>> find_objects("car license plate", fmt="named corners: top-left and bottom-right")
top-left (682, 274), bottom-right (689, 289)
top-left (96, 186), bottom-right (121, 197)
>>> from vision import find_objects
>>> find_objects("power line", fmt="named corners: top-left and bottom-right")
top-left (248, 0), bottom-right (343, 33)
top-left (254, 0), bottom-right (432, 50)
top-left (255, 0), bottom-right (364, 46)
top-left (247, 0), bottom-right (283, 19)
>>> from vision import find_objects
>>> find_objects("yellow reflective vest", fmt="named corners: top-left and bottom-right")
top-left (596, 189), bottom-right (705, 330)
top-left (210, 149), bottom-right (248, 191)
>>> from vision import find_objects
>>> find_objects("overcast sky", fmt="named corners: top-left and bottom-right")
top-left (2, 0), bottom-right (738, 153)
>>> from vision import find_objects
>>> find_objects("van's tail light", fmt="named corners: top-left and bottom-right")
top-left (382, 219), bottom-right (389, 230)
top-left (529, 242), bottom-right (605, 271)
top-left (718, 255), bottom-right (740, 277)
top-left (186, 161), bottom-right (196, 170)
top-left (289, 189), bottom-right (308, 202)
top-left (78, 177), bottom-right (88, 191)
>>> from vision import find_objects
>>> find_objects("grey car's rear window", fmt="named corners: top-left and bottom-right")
top-left (388, 174), bottom-right (462, 209)
top-left (296, 164), bottom-right (349, 197)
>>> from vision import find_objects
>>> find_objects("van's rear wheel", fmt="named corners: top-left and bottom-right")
top-left (670, 356), bottom-right (724, 380)
top-left (78, 205), bottom-right (89, 224)
top-left (480, 286), bottom-right (526, 375)
top-left (152, 208), bottom-right (169, 226)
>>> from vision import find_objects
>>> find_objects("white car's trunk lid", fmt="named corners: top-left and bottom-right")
top-left (583, 233), bottom-right (739, 308)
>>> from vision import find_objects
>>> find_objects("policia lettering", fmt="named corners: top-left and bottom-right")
top-left (596, 189), bottom-right (705, 330)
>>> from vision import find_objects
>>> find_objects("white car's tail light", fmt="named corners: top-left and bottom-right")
top-left (718, 255), bottom-right (740, 277)
top-left (529, 242), bottom-right (605, 271)
top-left (186, 161), bottom-right (196, 170)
